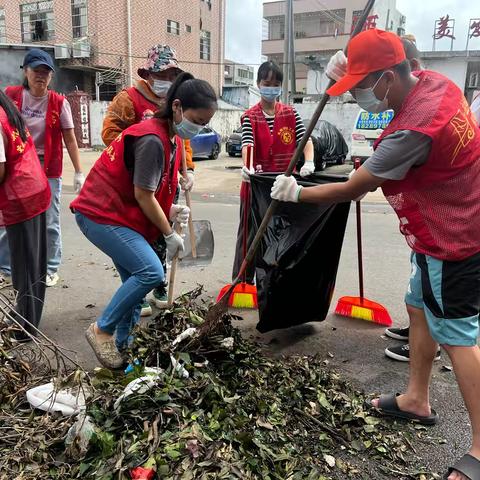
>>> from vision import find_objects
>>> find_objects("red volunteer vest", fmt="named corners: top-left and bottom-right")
top-left (240, 102), bottom-right (297, 199)
top-left (71, 118), bottom-right (181, 243)
top-left (126, 87), bottom-right (158, 122)
top-left (0, 108), bottom-right (51, 226)
top-left (5, 86), bottom-right (65, 178)
top-left (376, 70), bottom-right (480, 261)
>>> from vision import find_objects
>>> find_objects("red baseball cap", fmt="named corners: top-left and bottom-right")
top-left (327, 29), bottom-right (406, 96)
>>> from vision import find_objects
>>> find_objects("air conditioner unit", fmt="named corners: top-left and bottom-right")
top-left (469, 73), bottom-right (479, 89)
top-left (72, 38), bottom-right (91, 58)
top-left (54, 44), bottom-right (70, 59)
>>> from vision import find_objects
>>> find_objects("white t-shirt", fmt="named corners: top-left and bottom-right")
top-left (20, 89), bottom-right (74, 154)
top-left (471, 93), bottom-right (480, 124)
top-left (0, 124), bottom-right (7, 163)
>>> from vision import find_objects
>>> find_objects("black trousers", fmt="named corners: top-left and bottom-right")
top-left (6, 212), bottom-right (47, 334)
top-left (232, 195), bottom-right (256, 284)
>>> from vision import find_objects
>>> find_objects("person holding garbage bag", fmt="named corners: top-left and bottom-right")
top-left (0, 89), bottom-right (50, 339)
top-left (271, 29), bottom-right (480, 480)
top-left (102, 44), bottom-right (196, 312)
top-left (71, 73), bottom-right (217, 369)
top-left (232, 60), bottom-right (315, 284)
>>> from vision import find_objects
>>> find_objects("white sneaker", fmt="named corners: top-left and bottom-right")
top-left (46, 272), bottom-right (59, 287)
top-left (0, 272), bottom-right (12, 288)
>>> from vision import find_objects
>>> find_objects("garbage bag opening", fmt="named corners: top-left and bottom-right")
top-left (249, 173), bottom-right (350, 333)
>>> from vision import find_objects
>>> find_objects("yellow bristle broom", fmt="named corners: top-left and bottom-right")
top-left (217, 145), bottom-right (258, 309)
top-left (334, 160), bottom-right (392, 326)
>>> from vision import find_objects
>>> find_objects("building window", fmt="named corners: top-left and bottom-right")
top-left (294, 10), bottom-right (345, 38)
top-left (167, 19), bottom-right (180, 35)
top-left (185, 24), bottom-right (192, 33)
top-left (20, 1), bottom-right (55, 42)
top-left (265, 15), bottom-right (285, 40)
top-left (71, 0), bottom-right (88, 38)
top-left (0, 8), bottom-right (6, 43)
top-left (200, 30), bottom-right (211, 60)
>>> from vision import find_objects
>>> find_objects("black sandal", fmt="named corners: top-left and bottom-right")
top-left (373, 393), bottom-right (438, 426)
top-left (445, 454), bottom-right (480, 480)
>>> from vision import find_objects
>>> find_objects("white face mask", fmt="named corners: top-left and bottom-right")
top-left (152, 79), bottom-right (172, 97)
top-left (353, 73), bottom-right (390, 114)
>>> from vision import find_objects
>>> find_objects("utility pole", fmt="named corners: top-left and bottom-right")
top-left (282, 0), bottom-right (291, 103)
top-left (289, 0), bottom-right (296, 97)
top-left (126, 0), bottom-right (133, 87)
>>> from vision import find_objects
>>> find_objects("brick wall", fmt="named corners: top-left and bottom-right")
top-left (1, 0), bottom-right (225, 95)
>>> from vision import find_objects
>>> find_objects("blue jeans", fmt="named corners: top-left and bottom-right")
top-left (75, 212), bottom-right (164, 349)
top-left (0, 177), bottom-right (62, 276)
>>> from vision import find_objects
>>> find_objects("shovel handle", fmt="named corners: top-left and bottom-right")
top-left (233, 0), bottom-right (376, 287)
top-left (167, 223), bottom-right (182, 306)
top-left (181, 141), bottom-right (197, 258)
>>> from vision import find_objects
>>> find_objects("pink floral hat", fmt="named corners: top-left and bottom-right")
top-left (137, 44), bottom-right (183, 79)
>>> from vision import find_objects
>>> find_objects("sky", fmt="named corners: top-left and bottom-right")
top-left (225, 0), bottom-right (477, 66)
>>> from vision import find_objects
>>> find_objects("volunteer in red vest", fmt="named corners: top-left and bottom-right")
top-left (0, 89), bottom-right (51, 339)
top-left (0, 49), bottom-right (84, 289)
top-left (271, 29), bottom-right (480, 480)
top-left (232, 60), bottom-right (314, 283)
top-left (71, 73), bottom-right (217, 369)
top-left (102, 44), bottom-right (195, 312)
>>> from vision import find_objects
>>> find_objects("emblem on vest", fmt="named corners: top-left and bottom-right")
top-left (141, 109), bottom-right (155, 122)
top-left (278, 126), bottom-right (294, 145)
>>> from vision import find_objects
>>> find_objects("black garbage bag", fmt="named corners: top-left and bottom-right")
top-left (249, 173), bottom-right (350, 333)
top-left (315, 120), bottom-right (349, 166)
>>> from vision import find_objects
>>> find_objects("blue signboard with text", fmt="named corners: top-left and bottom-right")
top-left (355, 110), bottom-right (394, 130)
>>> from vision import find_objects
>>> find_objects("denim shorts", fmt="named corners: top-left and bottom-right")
top-left (405, 251), bottom-right (480, 346)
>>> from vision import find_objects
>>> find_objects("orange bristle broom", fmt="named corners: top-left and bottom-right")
top-left (335, 159), bottom-right (392, 326)
top-left (217, 146), bottom-right (258, 309)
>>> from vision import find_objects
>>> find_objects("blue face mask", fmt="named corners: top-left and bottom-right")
top-left (260, 86), bottom-right (282, 102)
top-left (173, 111), bottom-right (203, 139)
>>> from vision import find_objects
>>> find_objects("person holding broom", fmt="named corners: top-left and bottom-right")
top-left (232, 60), bottom-right (315, 285)
top-left (102, 44), bottom-right (195, 313)
top-left (0, 89), bottom-right (51, 340)
top-left (271, 28), bottom-right (480, 480)
top-left (71, 73), bottom-right (217, 369)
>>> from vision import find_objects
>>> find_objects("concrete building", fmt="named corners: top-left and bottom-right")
top-left (0, 0), bottom-right (225, 99)
top-left (420, 50), bottom-right (480, 104)
top-left (262, 0), bottom-right (406, 92)
top-left (224, 59), bottom-right (254, 87)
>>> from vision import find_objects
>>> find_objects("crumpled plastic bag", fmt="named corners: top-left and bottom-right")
top-left (114, 369), bottom-right (163, 410)
top-left (65, 413), bottom-right (95, 458)
top-left (26, 382), bottom-right (87, 416)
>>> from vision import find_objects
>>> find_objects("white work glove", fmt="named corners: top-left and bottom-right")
top-left (180, 170), bottom-right (194, 192)
top-left (164, 230), bottom-right (185, 262)
top-left (348, 169), bottom-right (367, 201)
top-left (169, 204), bottom-right (190, 229)
top-left (299, 161), bottom-right (315, 177)
top-left (271, 174), bottom-right (303, 203)
top-left (73, 172), bottom-right (85, 194)
top-left (241, 165), bottom-right (254, 183)
top-left (326, 50), bottom-right (347, 82)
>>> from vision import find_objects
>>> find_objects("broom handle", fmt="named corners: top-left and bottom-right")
top-left (233, 0), bottom-right (376, 286)
top-left (241, 145), bottom-right (254, 284)
top-left (182, 141), bottom-right (197, 258)
top-left (354, 159), bottom-right (365, 301)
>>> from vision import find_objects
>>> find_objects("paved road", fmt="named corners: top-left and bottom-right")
top-left (40, 150), bottom-right (471, 477)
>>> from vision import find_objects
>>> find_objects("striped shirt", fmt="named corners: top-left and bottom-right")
top-left (241, 107), bottom-right (307, 148)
